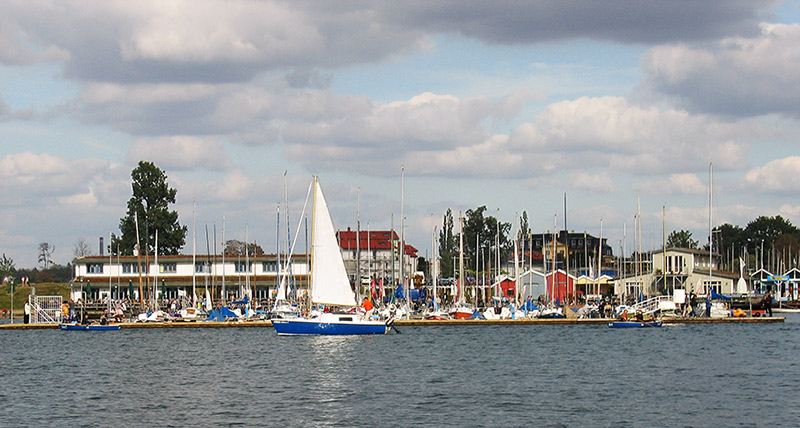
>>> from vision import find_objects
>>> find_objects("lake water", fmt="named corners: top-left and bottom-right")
top-left (2, 316), bottom-right (799, 427)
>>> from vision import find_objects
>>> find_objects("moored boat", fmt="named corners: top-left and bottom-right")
top-left (607, 320), bottom-right (663, 328)
top-left (272, 177), bottom-right (389, 336)
top-left (449, 304), bottom-right (475, 320)
top-left (60, 323), bottom-right (120, 331)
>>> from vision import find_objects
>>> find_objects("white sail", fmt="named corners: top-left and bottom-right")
top-left (310, 178), bottom-right (357, 307)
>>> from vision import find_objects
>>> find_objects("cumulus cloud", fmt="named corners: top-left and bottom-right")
top-left (509, 96), bottom-right (753, 175)
top-left (284, 92), bottom-right (530, 176)
top-left (379, 1), bottom-right (773, 45)
top-left (634, 173), bottom-right (706, 195)
top-left (0, 152), bottom-right (109, 207)
top-left (0, 1), bottom-right (426, 83)
top-left (126, 136), bottom-right (231, 171)
top-left (643, 23), bottom-right (800, 117)
top-left (745, 156), bottom-right (800, 193)
top-left (0, 1), bottom-right (777, 84)
top-left (570, 172), bottom-right (617, 193)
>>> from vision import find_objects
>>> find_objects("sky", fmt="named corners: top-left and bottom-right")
top-left (2, 0), bottom-right (800, 268)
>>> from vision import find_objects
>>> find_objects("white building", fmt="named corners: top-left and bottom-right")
top-left (73, 254), bottom-right (309, 303)
top-left (615, 247), bottom-right (737, 299)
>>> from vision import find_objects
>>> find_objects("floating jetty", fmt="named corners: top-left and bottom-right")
top-left (0, 316), bottom-right (785, 330)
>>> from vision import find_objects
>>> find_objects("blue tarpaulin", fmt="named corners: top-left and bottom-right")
top-left (394, 285), bottom-right (405, 300)
top-left (523, 300), bottom-right (540, 311)
top-left (710, 289), bottom-right (731, 301)
top-left (409, 288), bottom-right (427, 302)
top-left (467, 310), bottom-right (485, 320)
top-left (206, 307), bottom-right (238, 321)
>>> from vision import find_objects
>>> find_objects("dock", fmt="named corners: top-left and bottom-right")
top-left (0, 316), bottom-right (785, 330)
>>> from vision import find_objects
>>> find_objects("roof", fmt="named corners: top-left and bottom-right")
top-left (337, 228), bottom-right (418, 256)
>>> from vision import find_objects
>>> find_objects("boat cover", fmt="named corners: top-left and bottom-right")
top-left (710, 289), bottom-right (731, 301)
top-left (466, 310), bottom-right (486, 320)
top-left (206, 307), bottom-right (239, 321)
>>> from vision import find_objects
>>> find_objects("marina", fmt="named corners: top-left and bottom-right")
top-left (0, 315), bottom-right (784, 330)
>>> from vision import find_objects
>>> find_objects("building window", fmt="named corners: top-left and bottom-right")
top-left (234, 261), bottom-right (252, 273)
top-left (195, 262), bottom-right (208, 273)
top-left (263, 261), bottom-right (277, 272)
top-left (87, 263), bottom-right (103, 274)
top-left (122, 263), bottom-right (138, 274)
top-left (159, 262), bottom-right (177, 273)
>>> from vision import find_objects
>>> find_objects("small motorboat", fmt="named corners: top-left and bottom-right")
top-left (607, 320), bottom-right (663, 328)
top-left (60, 323), bottom-right (120, 331)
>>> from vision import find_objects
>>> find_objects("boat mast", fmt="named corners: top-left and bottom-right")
top-left (476, 231), bottom-right (480, 307)
top-left (551, 213), bottom-right (557, 303)
top-left (662, 204), bottom-right (667, 295)
top-left (432, 221), bottom-right (438, 309)
top-left (135, 211), bottom-right (144, 308)
top-left (245, 223), bottom-right (250, 313)
top-left (276, 204), bottom-right (281, 301)
top-left (153, 230), bottom-right (158, 310)
top-left (458, 212), bottom-right (464, 305)
top-left (221, 218), bottom-right (225, 304)
top-left (192, 201), bottom-right (196, 305)
top-left (597, 219), bottom-right (603, 296)
top-left (400, 166), bottom-right (407, 312)
top-left (309, 176), bottom-right (318, 308)
top-left (709, 162), bottom-right (713, 294)
top-left (108, 230), bottom-right (112, 313)
top-left (564, 193), bottom-right (569, 298)
top-left (513, 214), bottom-right (520, 309)
top-left (356, 187), bottom-right (361, 302)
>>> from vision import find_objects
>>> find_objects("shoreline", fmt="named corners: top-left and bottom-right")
top-left (0, 316), bottom-right (785, 330)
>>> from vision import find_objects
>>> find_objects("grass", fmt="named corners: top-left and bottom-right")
top-left (0, 283), bottom-right (70, 313)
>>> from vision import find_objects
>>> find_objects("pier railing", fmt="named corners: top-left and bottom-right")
top-left (624, 295), bottom-right (676, 316)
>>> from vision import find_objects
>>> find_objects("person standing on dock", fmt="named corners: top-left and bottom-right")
top-left (705, 295), bottom-right (712, 317)
top-left (23, 300), bottom-right (31, 324)
top-left (762, 287), bottom-right (773, 317)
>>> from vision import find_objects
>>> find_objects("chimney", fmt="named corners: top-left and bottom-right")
top-left (100, 237), bottom-right (104, 256)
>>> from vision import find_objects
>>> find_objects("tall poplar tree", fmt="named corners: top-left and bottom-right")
top-left (438, 209), bottom-right (456, 278)
top-left (112, 161), bottom-right (187, 255)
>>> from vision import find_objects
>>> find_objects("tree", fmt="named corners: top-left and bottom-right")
top-left (462, 206), bottom-right (512, 274)
top-left (224, 239), bottom-right (264, 256)
top-left (112, 161), bottom-right (187, 256)
top-left (1, 253), bottom-right (15, 293)
top-left (745, 215), bottom-right (799, 248)
top-left (37, 242), bottom-right (55, 268)
top-left (438, 209), bottom-right (456, 278)
top-left (519, 211), bottom-right (532, 237)
top-left (73, 238), bottom-right (93, 260)
top-left (666, 230), bottom-right (698, 249)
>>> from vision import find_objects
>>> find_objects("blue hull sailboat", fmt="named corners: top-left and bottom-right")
top-left (273, 177), bottom-right (389, 336)
top-left (273, 313), bottom-right (390, 335)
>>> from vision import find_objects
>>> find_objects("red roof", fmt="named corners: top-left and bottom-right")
top-left (337, 228), bottom-right (418, 256)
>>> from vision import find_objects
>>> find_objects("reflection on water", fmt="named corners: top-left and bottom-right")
top-left (1, 316), bottom-right (799, 427)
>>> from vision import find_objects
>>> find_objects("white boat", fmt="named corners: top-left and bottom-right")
top-left (272, 177), bottom-right (390, 335)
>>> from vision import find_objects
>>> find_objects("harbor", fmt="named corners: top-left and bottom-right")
top-left (0, 315), bottom-right (784, 330)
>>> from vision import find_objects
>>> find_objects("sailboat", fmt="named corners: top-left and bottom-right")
top-left (272, 177), bottom-right (391, 335)
top-left (449, 214), bottom-right (475, 319)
